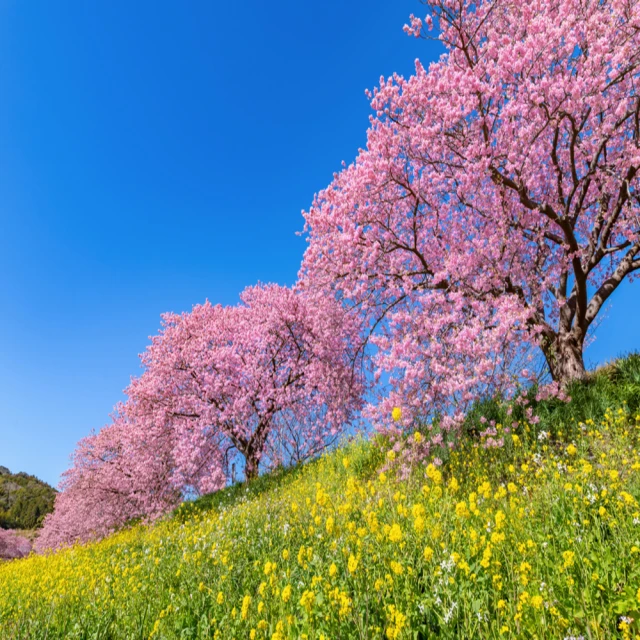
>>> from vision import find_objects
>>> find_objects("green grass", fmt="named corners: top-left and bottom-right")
top-left (463, 352), bottom-right (640, 438)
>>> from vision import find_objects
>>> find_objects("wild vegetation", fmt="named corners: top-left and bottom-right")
top-left (0, 468), bottom-right (55, 531)
top-left (0, 468), bottom-right (55, 561)
top-left (1, 356), bottom-right (639, 638)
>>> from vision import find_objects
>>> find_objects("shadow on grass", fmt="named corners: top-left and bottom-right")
top-left (172, 460), bottom-right (311, 524)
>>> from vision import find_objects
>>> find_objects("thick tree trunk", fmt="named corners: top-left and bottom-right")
top-left (242, 419), bottom-right (270, 482)
top-left (542, 333), bottom-right (587, 384)
top-left (244, 453), bottom-right (260, 482)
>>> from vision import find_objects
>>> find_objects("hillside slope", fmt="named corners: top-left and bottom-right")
top-left (0, 467), bottom-right (56, 531)
top-left (1, 359), bottom-right (640, 639)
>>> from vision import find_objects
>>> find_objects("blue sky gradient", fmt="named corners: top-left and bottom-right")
top-left (1, 1), bottom-right (638, 487)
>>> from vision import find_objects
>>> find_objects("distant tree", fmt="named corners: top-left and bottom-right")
top-left (0, 470), bottom-right (56, 530)
top-left (300, 0), bottom-right (640, 430)
top-left (36, 411), bottom-right (223, 550)
top-left (0, 528), bottom-right (31, 560)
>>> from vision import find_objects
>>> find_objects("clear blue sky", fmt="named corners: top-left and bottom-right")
top-left (1, 2), bottom-right (638, 487)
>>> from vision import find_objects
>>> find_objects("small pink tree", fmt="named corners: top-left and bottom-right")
top-left (127, 284), bottom-right (364, 480)
top-left (301, 0), bottom-right (640, 429)
top-left (37, 411), bottom-right (225, 550)
top-left (0, 529), bottom-right (32, 560)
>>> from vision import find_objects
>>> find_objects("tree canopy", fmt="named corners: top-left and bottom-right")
top-left (301, 0), bottom-right (640, 433)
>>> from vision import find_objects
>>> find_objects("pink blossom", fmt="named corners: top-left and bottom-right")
top-left (403, 14), bottom-right (423, 37)
top-left (0, 529), bottom-right (31, 560)
top-left (300, 0), bottom-right (640, 436)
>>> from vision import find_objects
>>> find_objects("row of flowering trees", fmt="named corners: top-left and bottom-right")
top-left (39, 0), bottom-right (639, 549)
top-left (37, 286), bottom-right (364, 549)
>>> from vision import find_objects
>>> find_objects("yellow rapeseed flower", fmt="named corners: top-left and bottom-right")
top-left (562, 550), bottom-right (575, 569)
top-left (426, 464), bottom-right (443, 484)
top-left (299, 590), bottom-right (315, 612)
top-left (326, 516), bottom-right (335, 534)
top-left (241, 594), bottom-right (251, 620)
top-left (388, 523), bottom-right (403, 543)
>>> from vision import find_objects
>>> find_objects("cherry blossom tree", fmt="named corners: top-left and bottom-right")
top-left (0, 529), bottom-right (32, 560)
top-left (300, 0), bottom-right (640, 429)
top-left (127, 284), bottom-right (364, 480)
top-left (37, 410), bottom-right (225, 550)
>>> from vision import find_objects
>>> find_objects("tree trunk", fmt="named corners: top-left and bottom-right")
top-left (542, 333), bottom-right (587, 384)
top-left (242, 420), bottom-right (269, 483)
top-left (244, 454), bottom-right (259, 482)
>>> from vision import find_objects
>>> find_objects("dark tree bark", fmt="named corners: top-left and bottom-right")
top-left (244, 453), bottom-right (260, 481)
top-left (542, 333), bottom-right (587, 384)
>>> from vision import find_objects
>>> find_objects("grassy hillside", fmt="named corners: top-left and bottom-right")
top-left (0, 468), bottom-right (56, 531)
top-left (1, 358), bottom-right (640, 639)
